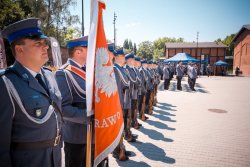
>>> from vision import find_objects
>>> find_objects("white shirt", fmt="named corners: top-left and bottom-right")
top-left (24, 66), bottom-right (45, 82)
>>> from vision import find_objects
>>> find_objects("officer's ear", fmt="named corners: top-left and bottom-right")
top-left (15, 45), bottom-right (25, 57)
top-left (11, 38), bottom-right (25, 57)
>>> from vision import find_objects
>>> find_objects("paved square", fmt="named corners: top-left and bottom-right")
top-left (108, 76), bottom-right (250, 167)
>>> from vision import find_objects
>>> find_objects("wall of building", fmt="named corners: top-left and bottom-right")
top-left (165, 47), bottom-right (225, 64)
top-left (165, 46), bottom-right (226, 75)
top-left (234, 29), bottom-right (250, 76)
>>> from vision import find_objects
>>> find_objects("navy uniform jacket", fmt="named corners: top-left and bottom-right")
top-left (135, 67), bottom-right (142, 96)
top-left (188, 66), bottom-right (197, 79)
top-left (139, 67), bottom-right (147, 94)
top-left (113, 63), bottom-right (131, 110)
top-left (145, 68), bottom-right (154, 91)
top-left (0, 61), bottom-right (62, 167)
top-left (163, 66), bottom-right (170, 79)
top-left (153, 68), bottom-right (160, 85)
top-left (125, 65), bottom-right (139, 100)
top-left (176, 64), bottom-right (184, 77)
top-left (55, 59), bottom-right (89, 144)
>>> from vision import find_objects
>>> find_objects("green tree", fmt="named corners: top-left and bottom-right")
top-left (137, 41), bottom-right (154, 60)
top-left (0, 0), bottom-right (25, 30)
top-left (215, 34), bottom-right (235, 56)
top-left (153, 37), bottom-right (184, 58)
top-left (123, 39), bottom-right (129, 49)
top-left (129, 40), bottom-right (133, 50)
top-left (133, 43), bottom-right (137, 55)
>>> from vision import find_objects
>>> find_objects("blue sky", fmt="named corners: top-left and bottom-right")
top-left (71, 0), bottom-right (250, 46)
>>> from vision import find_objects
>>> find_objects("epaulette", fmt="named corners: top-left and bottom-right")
top-left (60, 63), bottom-right (69, 70)
top-left (0, 69), bottom-right (6, 76)
top-left (0, 67), bottom-right (15, 76)
top-left (42, 66), bottom-right (52, 72)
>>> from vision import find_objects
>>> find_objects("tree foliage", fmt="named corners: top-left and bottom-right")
top-left (0, 0), bottom-right (80, 46)
top-left (0, 0), bottom-right (25, 30)
top-left (215, 33), bottom-right (235, 56)
top-left (153, 37), bottom-right (184, 60)
top-left (123, 39), bottom-right (129, 49)
top-left (137, 41), bottom-right (154, 60)
top-left (123, 39), bottom-right (136, 54)
top-left (133, 43), bottom-right (137, 55)
top-left (0, 0), bottom-right (80, 66)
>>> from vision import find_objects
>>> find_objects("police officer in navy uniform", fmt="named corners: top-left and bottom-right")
top-left (187, 63), bottom-right (197, 91)
top-left (113, 48), bottom-right (137, 143)
top-left (125, 52), bottom-right (140, 129)
top-left (55, 36), bottom-right (95, 167)
top-left (112, 46), bottom-right (134, 160)
top-left (152, 61), bottom-right (160, 106)
top-left (137, 59), bottom-right (149, 121)
top-left (0, 18), bottom-right (62, 167)
top-left (163, 62), bottom-right (170, 90)
top-left (176, 61), bottom-right (184, 91)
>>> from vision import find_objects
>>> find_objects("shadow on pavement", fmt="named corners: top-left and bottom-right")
top-left (139, 126), bottom-right (174, 142)
top-left (132, 142), bottom-right (176, 164)
top-left (155, 105), bottom-right (177, 112)
top-left (195, 83), bottom-right (204, 88)
top-left (153, 109), bottom-right (176, 117)
top-left (158, 82), bottom-right (164, 91)
top-left (196, 88), bottom-right (209, 93)
top-left (157, 102), bottom-right (177, 108)
top-left (166, 81), bottom-right (209, 93)
top-left (115, 159), bottom-right (151, 167)
top-left (168, 82), bottom-right (176, 91)
top-left (152, 114), bottom-right (176, 122)
top-left (144, 119), bottom-right (176, 130)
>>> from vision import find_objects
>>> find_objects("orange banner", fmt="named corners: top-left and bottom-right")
top-left (86, 1), bottom-right (124, 166)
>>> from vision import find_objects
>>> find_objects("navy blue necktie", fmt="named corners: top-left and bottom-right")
top-left (35, 74), bottom-right (49, 94)
top-left (81, 65), bottom-right (86, 71)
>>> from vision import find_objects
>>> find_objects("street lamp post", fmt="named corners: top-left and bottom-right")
top-left (197, 32), bottom-right (200, 75)
top-left (113, 12), bottom-right (117, 49)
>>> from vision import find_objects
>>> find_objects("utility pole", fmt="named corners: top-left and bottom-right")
top-left (197, 32), bottom-right (201, 75)
top-left (113, 12), bottom-right (117, 49)
top-left (82, 0), bottom-right (84, 36)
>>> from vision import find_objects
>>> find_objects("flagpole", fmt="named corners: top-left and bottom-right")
top-left (86, 0), bottom-right (96, 165)
top-left (86, 117), bottom-right (93, 167)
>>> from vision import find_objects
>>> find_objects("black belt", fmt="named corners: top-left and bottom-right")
top-left (12, 135), bottom-right (61, 150)
top-left (72, 102), bottom-right (85, 109)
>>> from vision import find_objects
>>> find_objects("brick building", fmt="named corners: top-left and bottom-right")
top-left (165, 42), bottom-right (227, 65)
top-left (233, 25), bottom-right (250, 76)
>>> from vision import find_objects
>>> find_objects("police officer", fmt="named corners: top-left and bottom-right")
top-left (138, 60), bottom-right (150, 121)
top-left (187, 63), bottom-right (198, 91)
top-left (112, 47), bottom-right (132, 160)
top-left (152, 61), bottom-right (160, 105)
top-left (0, 18), bottom-right (62, 167)
top-left (55, 36), bottom-right (91, 167)
top-left (134, 57), bottom-right (143, 125)
top-left (176, 61), bottom-right (184, 91)
top-left (145, 60), bottom-right (154, 114)
top-left (163, 62), bottom-right (170, 90)
top-left (125, 52), bottom-right (140, 129)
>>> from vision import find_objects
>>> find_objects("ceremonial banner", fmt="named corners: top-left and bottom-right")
top-left (49, 37), bottom-right (62, 68)
top-left (86, 0), bottom-right (124, 166)
top-left (0, 36), bottom-right (7, 69)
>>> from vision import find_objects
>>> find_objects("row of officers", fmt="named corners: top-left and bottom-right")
top-left (0, 18), bottom-right (160, 167)
top-left (162, 61), bottom-right (198, 91)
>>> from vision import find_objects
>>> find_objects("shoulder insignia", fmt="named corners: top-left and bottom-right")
top-left (0, 69), bottom-right (6, 76)
top-left (42, 66), bottom-right (52, 72)
top-left (60, 63), bottom-right (69, 70)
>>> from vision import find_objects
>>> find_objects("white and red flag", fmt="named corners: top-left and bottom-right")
top-left (86, 0), bottom-right (124, 166)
